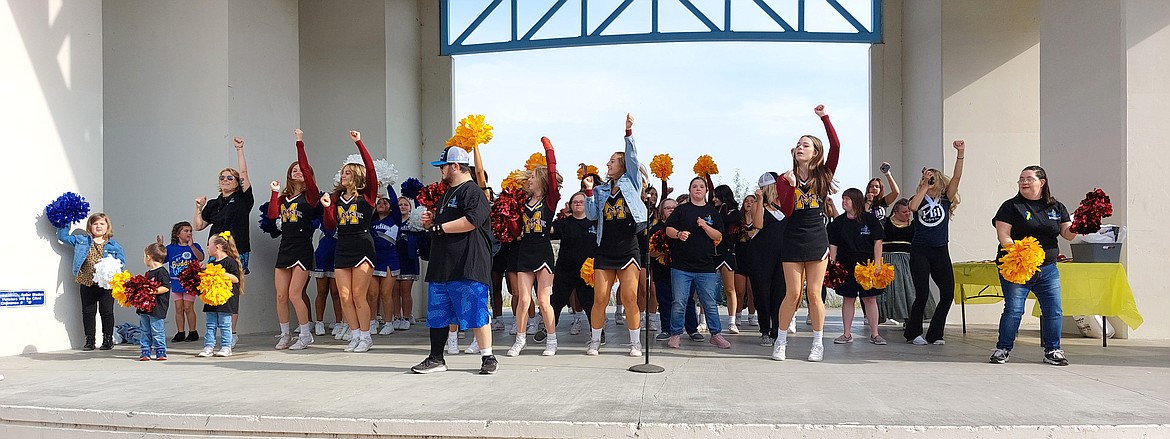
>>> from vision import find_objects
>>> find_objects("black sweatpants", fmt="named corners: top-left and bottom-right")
top-left (749, 253), bottom-right (786, 339)
top-left (904, 244), bottom-right (954, 343)
top-left (80, 283), bottom-right (114, 338)
top-left (550, 269), bottom-right (594, 327)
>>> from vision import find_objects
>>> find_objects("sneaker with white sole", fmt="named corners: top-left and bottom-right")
top-left (728, 322), bottom-right (740, 335)
top-left (275, 333), bottom-right (291, 350)
top-left (628, 343), bottom-right (642, 357)
top-left (833, 334), bottom-right (853, 344)
top-left (771, 342), bottom-right (786, 361)
top-left (989, 348), bottom-right (1010, 364)
top-left (1044, 349), bottom-right (1069, 366)
top-left (378, 324), bottom-right (395, 336)
top-left (446, 336), bottom-right (459, 354)
top-left (910, 335), bottom-right (928, 345)
top-left (788, 319), bottom-right (797, 334)
top-left (353, 337), bottom-right (373, 353)
top-left (526, 321), bottom-right (537, 335)
top-left (342, 329), bottom-right (354, 341)
top-left (808, 343), bottom-right (824, 362)
top-left (334, 324), bottom-right (349, 340)
top-left (411, 357), bottom-right (447, 374)
top-left (569, 315), bottom-right (583, 335)
top-left (542, 340), bottom-right (557, 356)
top-left (197, 346), bottom-right (215, 357)
top-left (615, 309), bottom-right (625, 325)
top-left (289, 334), bottom-right (313, 350)
top-left (760, 335), bottom-right (774, 347)
top-left (932, 339), bottom-right (946, 345)
top-left (508, 323), bottom-right (517, 335)
top-left (492, 320), bottom-right (505, 331)
top-left (507, 338), bottom-right (526, 357)
top-left (214, 347), bottom-right (232, 357)
top-left (345, 336), bottom-right (360, 352)
top-left (697, 314), bottom-right (707, 333)
top-left (709, 334), bottom-right (731, 349)
top-left (330, 323), bottom-right (342, 336)
top-left (648, 316), bottom-right (661, 332)
top-left (465, 339), bottom-right (480, 354)
top-left (458, 330), bottom-right (467, 339)
top-left (749, 314), bottom-right (759, 326)
top-left (655, 332), bottom-right (671, 342)
top-left (479, 355), bottom-right (498, 374)
top-left (314, 322), bottom-right (326, 336)
top-left (585, 340), bottom-right (601, 356)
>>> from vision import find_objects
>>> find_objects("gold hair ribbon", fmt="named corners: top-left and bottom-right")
top-left (218, 231), bottom-right (232, 239)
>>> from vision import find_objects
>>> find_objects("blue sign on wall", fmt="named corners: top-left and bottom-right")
top-left (0, 290), bottom-right (46, 307)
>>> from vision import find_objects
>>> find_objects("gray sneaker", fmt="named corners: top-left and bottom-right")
top-left (989, 348), bottom-right (1010, 364)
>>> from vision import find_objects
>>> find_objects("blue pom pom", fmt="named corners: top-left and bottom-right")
top-left (400, 178), bottom-right (424, 199)
top-left (257, 202), bottom-right (282, 238)
top-left (45, 192), bottom-right (91, 229)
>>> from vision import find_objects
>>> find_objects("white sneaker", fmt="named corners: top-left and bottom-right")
top-left (345, 335), bottom-right (360, 352)
top-left (640, 315), bottom-right (646, 331)
top-left (458, 330), bottom-right (467, 339)
top-left (230, 334), bottom-right (237, 349)
top-left (293, 325), bottom-right (301, 334)
top-left (378, 323), bottom-right (395, 335)
top-left (289, 334), bottom-right (313, 350)
top-left (542, 339), bottom-right (557, 356)
top-left (649, 315), bottom-right (661, 332)
top-left (728, 322), bottom-right (740, 335)
top-left (808, 343), bottom-right (824, 362)
top-left (508, 323), bottom-right (517, 336)
top-left (465, 339), bottom-right (480, 354)
top-left (353, 336), bottom-right (373, 353)
top-left (401, 319), bottom-right (412, 330)
top-left (491, 320), bottom-right (505, 331)
top-left (911, 336), bottom-right (928, 345)
top-left (884, 318), bottom-right (902, 326)
top-left (214, 347), bottom-right (232, 357)
top-left (342, 329), bottom-right (354, 341)
top-left (749, 314), bottom-right (759, 326)
top-left (697, 314), bottom-right (708, 333)
top-left (932, 339), bottom-right (946, 345)
top-left (446, 335), bottom-right (459, 354)
top-left (586, 340), bottom-right (601, 356)
top-left (788, 319), bottom-right (797, 334)
top-left (197, 346), bottom-right (214, 357)
top-left (314, 321), bottom-right (326, 336)
top-left (275, 333), bottom-right (291, 350)
top-left (628, 343), bottom-right (642, 357)
top-left (334, 324), bottom-right (349, 340)
top-left (330, 323), bottom-right (341, 336)
top-left (526, 320), bottom-right (537, 335)
top-left (507, 338), bottom-right (526, 357)
top-left (569, 315), bottom-right (583, 335)
top-left (771, 342), bottom-right (786, 361)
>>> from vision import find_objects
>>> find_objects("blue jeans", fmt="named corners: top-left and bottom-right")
top-left (670, 269), bottom-right (722, 335)
top-left (138, 315), bottom-right (166, 355)
top-left (654, 270), bottom-right (697, 335)
top-left (996, 263), bottom-right (1062, 351)
top-left (204, 312), bottom-right (233, 348)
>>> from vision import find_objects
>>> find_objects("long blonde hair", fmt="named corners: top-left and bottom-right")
top-left (924, 168), bottom-right (961, 217)
top-left (209, 233), bottom-right (245, 293)
top-left (526, 166), bottom-right (564, 198)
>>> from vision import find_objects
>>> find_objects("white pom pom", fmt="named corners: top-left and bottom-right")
top-left (374, 159), bottom-right (398, 188)
top-left (405, 206), bottom-right (427, 232)
top-left (93, 255), bottom-right (123, 289)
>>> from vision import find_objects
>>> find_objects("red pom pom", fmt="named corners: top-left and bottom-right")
top-left (648, 229), bottom-right (671, 265)
top-left (123, 274), bottom-right (162, 313)
top-left (824, 260), bottom-right (848, 289)
top-left (178, 260), bottom-right (204, 295)
top-left (1071, 188), bottom-right (1113, 235)
top-left (416, 181), bottom-right (449, 210)
top-left (490, 189), bottom-right (528, 243)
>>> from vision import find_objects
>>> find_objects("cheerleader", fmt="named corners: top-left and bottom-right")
top-left (733, 196), bottom-right (757, 327)
top-left (370, 185), bottom-right (402, 335)
top-left (267, 129), bottom-right (319, 350)
top-left (711, 184), bottom-right (742, 334)
top-left (904, 140), bottom-right (965, 345)
top-left (194, 136), bottom-right (253, 337)
top-left (393, 196), bottom-right (424, 330)
top-left (748, 173), bottom-right (796, 347)
top-left (776, 104), bottom-right (840, 362)
top-left (828, 188), bottom-right (886, 345)
top-left (865, 162), bottom-right (901, 220)
top-left (320, 130), bottom-right (379, 353)
top-left (583, 113), bottom-right (648, 357)
top-left (508, 138), bottom-right (561, 356)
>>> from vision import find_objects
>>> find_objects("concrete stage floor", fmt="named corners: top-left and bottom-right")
top-left (1, 310), bottom-right (1167, 438)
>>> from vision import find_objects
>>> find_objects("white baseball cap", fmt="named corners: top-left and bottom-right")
top-left (431, 147), bottom-right (472, 167)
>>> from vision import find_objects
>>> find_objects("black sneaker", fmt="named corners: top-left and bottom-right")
top-left (479, 355), bottom-right (498, 375)
top-left (172, 332), bottom-right (185, 343)
top-left (689, 333), bottom-right (706, 342)
top-left (411, 356), bottom-right (448, 374)
top-left (1044, 349), bottom-right (1069, 366)
top-left (186, 331), bottom-right (200, 342)
top-left (533, 328), bottom-right (547, 343)
top-left (600, 330), bottom-right (607, 346)
top-left (989, 348), bottom-right (1010, 364)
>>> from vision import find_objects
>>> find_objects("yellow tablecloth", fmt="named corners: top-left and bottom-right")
top-left (951, 262), bottom-right (1144, 330)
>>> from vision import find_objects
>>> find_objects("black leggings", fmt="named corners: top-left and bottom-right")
top-left (80, 283), bottom-right (114, 338)
top-left (550, 269), bottom-right (594, 327)
top-left (748, 252), bottom-right (786, 339)
top-left (904, 245), bottom-right (954, 343)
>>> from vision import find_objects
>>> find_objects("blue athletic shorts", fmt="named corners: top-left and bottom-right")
top-left (426, 280), bottom-right (491, 330)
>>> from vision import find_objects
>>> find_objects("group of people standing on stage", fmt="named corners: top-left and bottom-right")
top-left (54, 103), bottom-right (1078, 371)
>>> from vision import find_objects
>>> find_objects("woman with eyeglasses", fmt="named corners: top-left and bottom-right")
top-left (903, 140), bottom-right (965, 346)
top-left (989, 166), bottom-right (1075, 366)
top-left (194, 136), bottom-right (254, 339)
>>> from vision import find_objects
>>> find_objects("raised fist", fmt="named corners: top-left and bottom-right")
top-left (814, 105), bottom-right (826, 117)
top-left (349, 130), bottom-right (361, 142)
top-left (270, 181), bottom-right (281, 192)
top-left (233, 137), bottom-right (244, 149)
top-left (320, 193), bottom-right (332, 208)
top-left (294, 128), bottom-right (304, 142)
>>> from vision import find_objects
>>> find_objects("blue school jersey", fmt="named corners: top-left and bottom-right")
top-left (166, 243), bottom-right (203, 293)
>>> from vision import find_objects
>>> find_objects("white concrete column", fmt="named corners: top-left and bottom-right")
top-left (417, 0), bottom-right (454, 175)
top-left (901, 0), bottom-right (943, 189)
top-left (869, 0), bottom-right (903, 179)
top-left (386, 0), bottom-right (423, 181)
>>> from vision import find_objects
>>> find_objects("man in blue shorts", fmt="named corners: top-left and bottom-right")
top-left (412, 146), bottom-right (498, 375)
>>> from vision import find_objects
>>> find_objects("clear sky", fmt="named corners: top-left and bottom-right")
top-left (451, 0), bottom-right (883, 208)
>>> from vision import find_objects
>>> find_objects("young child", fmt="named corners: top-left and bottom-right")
top-left (57, 213), bottom-right (127, 351)
top-left (198, 232), bottom-right (243, 358)
top-left (139, 243), bottom-right (172, 360)
top-left (162, 222), bottom-right (204, 342)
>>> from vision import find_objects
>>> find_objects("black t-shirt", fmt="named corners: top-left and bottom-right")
top-left (203, 257), bottom-right (240, 314)
top-left (993, 195), bottom-right (1070, 265)
top-left (869, 198), bottom-right (889, 221)
top-left (202, 187), bottom-right (255, 253)
top-left (718, 209), bottom-right (742, 256)
top-left (426, 180), bottom-right (492, 285)
top-left (912, 194), bottom-right (950, 247)
top-left (551, 216), bottom-right (596, 271)
top-left (828, 212), bottom-right (886, 265)
top-left (881, 218), bottom-right (913, 254)
top-left (664, 202), bottom-right (724, 273)
top-left (138, 267), bottom-right (171, 320)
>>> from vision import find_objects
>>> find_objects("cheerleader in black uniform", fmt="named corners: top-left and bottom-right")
top-left (733, 195), bottom-right (758, 328)
top-left (583, 113), bottom-right (648, 357)
top-left (711, 184), bottom-right (742, 334)
top-left (507, 138), bottom-right (562, 356)
top-left (267, 128), bottom-right (319, 351)
top-left (320, 130), bottom-right (379, 354)
top-left (776, 104), bottom-right (841, 362)
top-left (749, 173), bottom-right (796, 348)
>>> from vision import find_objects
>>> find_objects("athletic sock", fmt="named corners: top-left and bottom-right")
top-left (629, 329), bottom-right (640, 345)
top-left (279, 322), bottom-right (290, 335)
top-left (812, 330), bottom-right (824, 346)
top-left (777, 331), bottom-right (789, 345)
top-left (481, 348), bottom-right (494, 357)
top-left (591, 328), bottom-right (602, 341)
top-left (429, 328), bottom-right (447, 360)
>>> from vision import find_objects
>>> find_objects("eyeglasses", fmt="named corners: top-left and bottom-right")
top-left (1017, 177), bottom-right (1040, 184)
top-left (219, 175), bottom-right (236, 181)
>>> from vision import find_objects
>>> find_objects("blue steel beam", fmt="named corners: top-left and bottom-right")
top-left (441, 0), bottom-right (882, 56)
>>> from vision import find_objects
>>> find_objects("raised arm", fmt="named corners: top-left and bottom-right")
top-left (350, 131), bottom-right (379, 206)
top-left (386, 184), bottom-right (401, 227)
top-left (56, 227), bottom-right (81, 247)
top-left (541, 137), bottom-right (561, 210)
top-left (193, 196), bottom-right (209, 231)
top-left (267, 181), bottom-right (281, 220)
top-left (623, 113), bottom-right (639, 186)
top-left (583, 175), bottom-right (600, 221)
top-left (296, 129), bottom-right (320, 207)
top-left (775, 171), bottom-right (797, 216)
top-left (321, 193), bottom-right (337, 231)
top-left (881, 162), bottom-right (901, 205)
top-left (751, 187), bottom-right (765, 230)
top-left (947, 140), bottom-right (964, 201)
top-left (909, 170), bottom-right (930, 212)
top-left (233, 137), bottom-right (251, 192)
top-left (815, 105), bottom-right (840, 174)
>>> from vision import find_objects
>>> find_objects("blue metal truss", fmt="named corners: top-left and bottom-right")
top-left (440, 0), bottom-right (882, 55)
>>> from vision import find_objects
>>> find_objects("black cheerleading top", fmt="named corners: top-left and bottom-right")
top-left (268, 141), bottom-right (321, 241)
top-left (517, 138), bottom-right (560, 248)
top-left (598, 190), bottom-right (638, 257)
top-left (781, 115), bottom-right (840, 262)
top-left (323, 140), bottom-right (379, 244)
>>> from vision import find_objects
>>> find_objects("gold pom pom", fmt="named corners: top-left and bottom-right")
top-left (577, 164), bottom-right (599, 181)
top-left (693, 154), bottom-right (719, 177)
top-left (650, 154), bottom-right (673, 180)
top-left (446, 114), bottom-right (494, 151)
top-left (998, 237), bottom-right (1045, 284)
top-left (580, 258), bottom-right (595, 287)
top-left (853, 260), bottom-right (895, 290)
top-left (110, 270), bottom-right (133, 307)
top-left (525, 152), bottom-right (547, 171)
top-left (501, 169), bottom-right (527, 192)
top-left (198, 263), bottom-right (235, 306)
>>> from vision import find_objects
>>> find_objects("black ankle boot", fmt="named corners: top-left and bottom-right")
top-left (99, 335), bottom-right (113, 350)
top-left (82, 336), bottom-right (96, 351)
top-left (172, 332), bottom-right (185, 343)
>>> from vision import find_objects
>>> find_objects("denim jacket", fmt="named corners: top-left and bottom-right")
top-left (58, 227), bottom-right (127, 276)
top-left (585, 135), bottom-right (648, 245)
